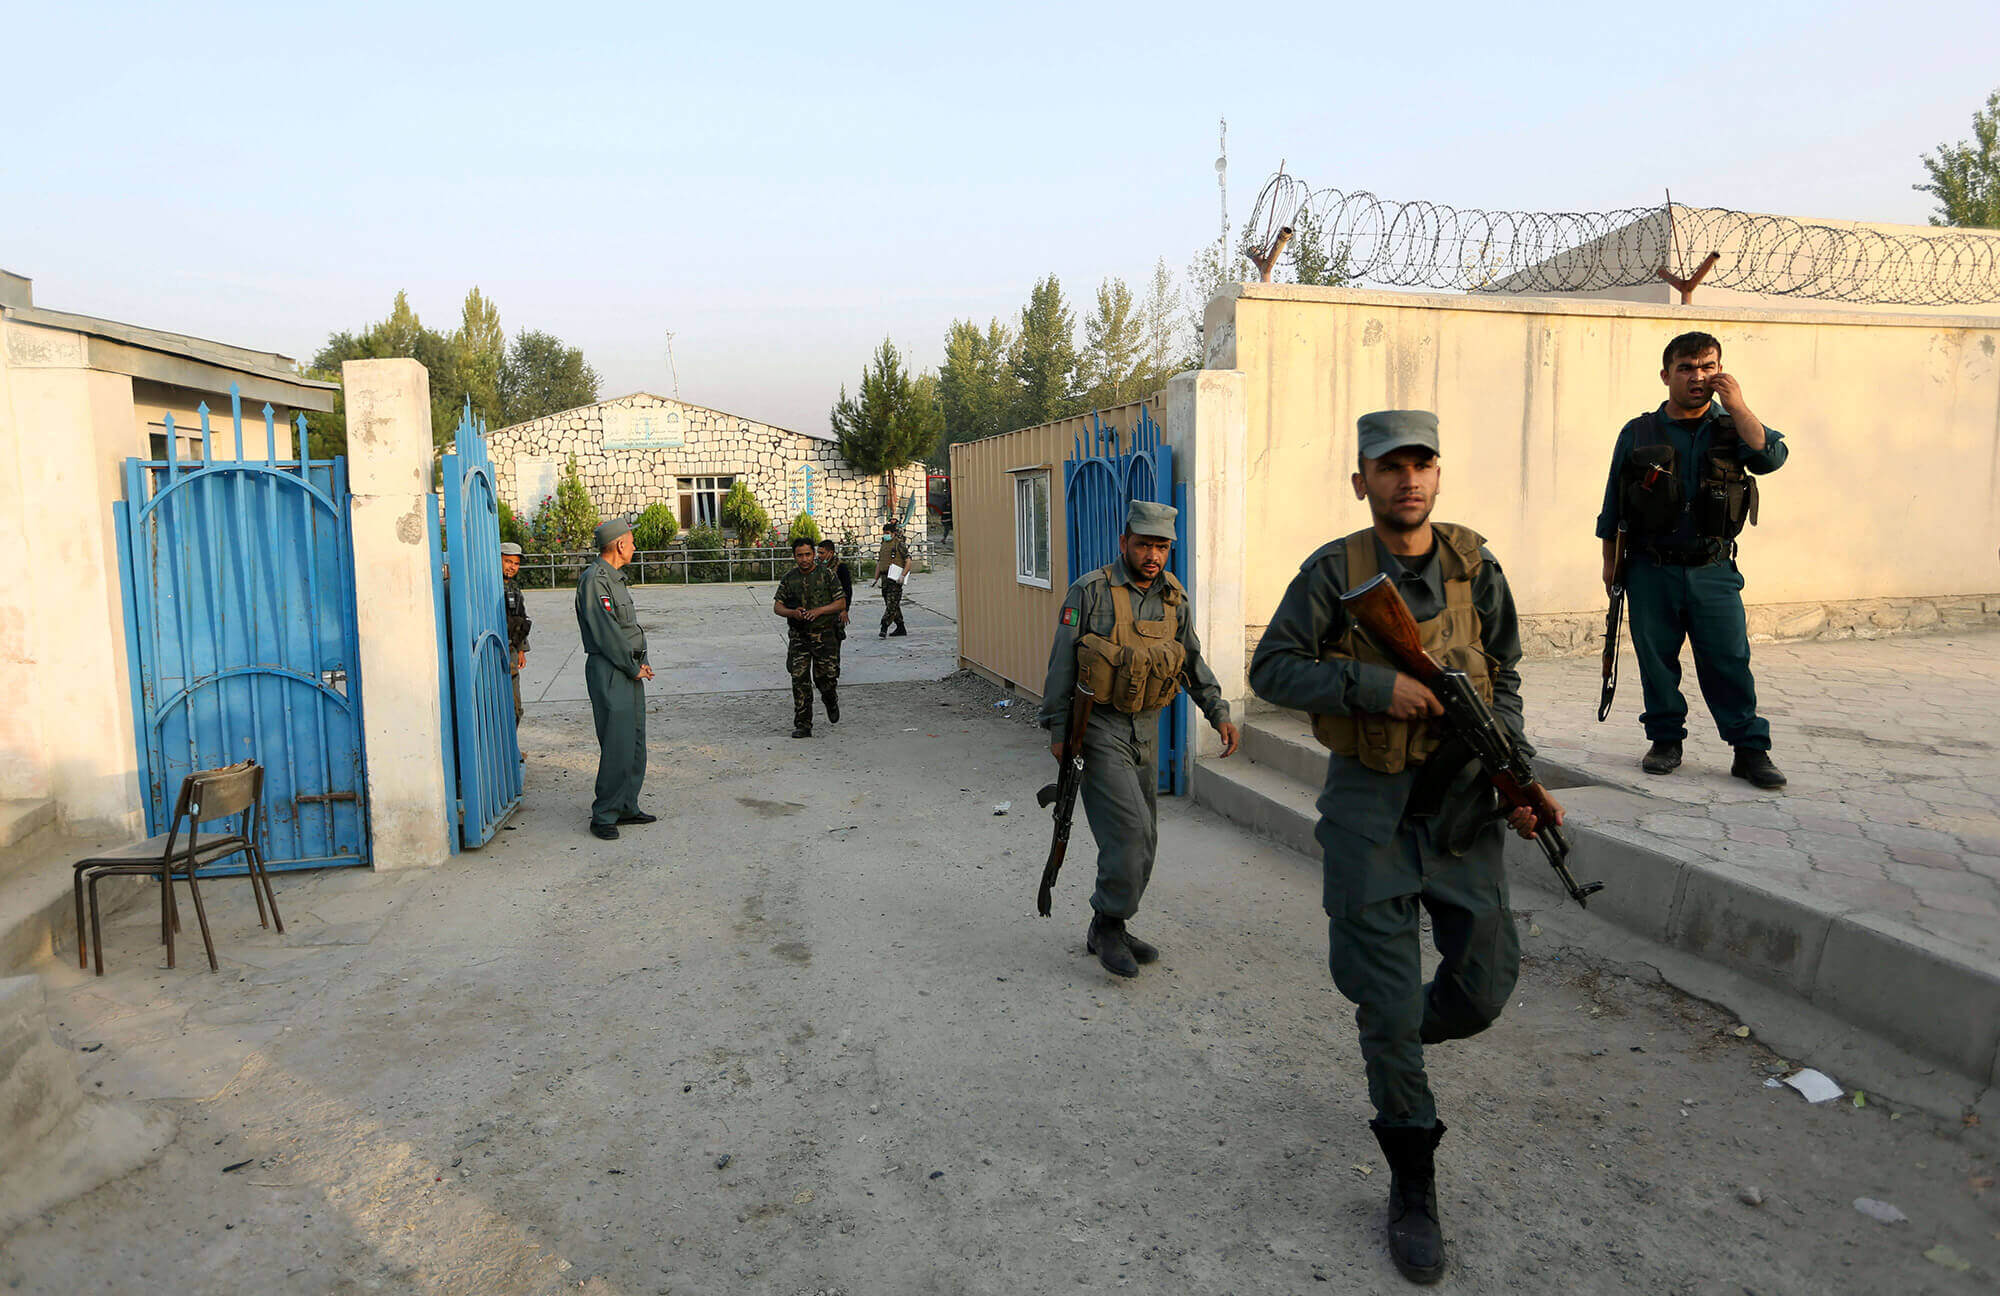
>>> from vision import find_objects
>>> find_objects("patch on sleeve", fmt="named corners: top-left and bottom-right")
top-left (600, 595), bottom-right (614, 613)
top-left (1059, 606), bottom-right (1078, 627)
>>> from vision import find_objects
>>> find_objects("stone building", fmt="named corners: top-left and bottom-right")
top-left (487, 392), bottom-right (926, 545)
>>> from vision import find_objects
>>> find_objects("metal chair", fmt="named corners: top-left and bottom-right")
top-left (71, 761), bottom-right (285, 976)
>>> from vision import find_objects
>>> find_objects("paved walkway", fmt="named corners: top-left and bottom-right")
top-left (1524, 627), bottom-right (2000, 965)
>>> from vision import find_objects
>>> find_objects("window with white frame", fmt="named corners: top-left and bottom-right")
top-left (1013, 469), bottom-right (1051, 587)
top-left (677, 475), bottom-right (736, 529)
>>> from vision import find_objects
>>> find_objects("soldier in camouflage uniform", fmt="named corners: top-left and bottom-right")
top-left (876, 520), bottom-right (910, 637)
top-left (774, 537), bottom-right (847, 738)
top-left (500, 542), bottom-right (531, 723)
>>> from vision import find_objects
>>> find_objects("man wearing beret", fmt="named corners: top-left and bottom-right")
top-left (1249, 410), bottom-right (1562, 1284)
top-left (1038, 498), bottom-right (1240, 978)
top-left (500, 541), bottom-right (532, 724)
top-left (574, 518), bottom-right (655, 840)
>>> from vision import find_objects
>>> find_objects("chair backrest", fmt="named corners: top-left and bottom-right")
top-left (173, 761), bottom-right (263, 828)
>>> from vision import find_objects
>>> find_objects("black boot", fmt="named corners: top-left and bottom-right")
top-left (1731, 747), bottom-right (1786, 789)
top-left (825, 693), bottom-right (840, 724)
top-left (1641, 740), bottom-right (1682, 774)
top-left (1371, 1121), bottom-right (1447, 1284)
top-left (1086, 913), bottom-right (1138, 978)
top-left (1122, 930), bottom-right (1160, 964)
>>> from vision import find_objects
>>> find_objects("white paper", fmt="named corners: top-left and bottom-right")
top-left (1853, 1198), bottom-right (1908, 1224)
top-left (1781, 1068), bottom-right (1843, 1103)
top-left (887, 563), bottom-right (906, 583)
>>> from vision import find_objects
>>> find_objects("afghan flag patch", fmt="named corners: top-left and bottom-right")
top-left (600, 595), bottom-right (614, 612)
top-left (1060, 606), bottom-right (1078, 627)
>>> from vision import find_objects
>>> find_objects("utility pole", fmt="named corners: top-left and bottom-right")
top-left (663, 331), bottom-right (681, 400)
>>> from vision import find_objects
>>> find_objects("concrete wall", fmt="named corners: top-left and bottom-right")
top-left (949, 398), bottom-right (1160, 701)
top-left (0, 322), bottom-right (145, 834)
top-left (489, 394), bottom-right (926, 545)
top-left (1206, 284), bottom-right (2000, 650)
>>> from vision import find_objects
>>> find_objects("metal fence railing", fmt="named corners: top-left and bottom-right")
top-left (509, 540), bottom-right (949, 590)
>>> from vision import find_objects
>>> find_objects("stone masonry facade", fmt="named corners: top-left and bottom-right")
top-left (489, 393), bottom-right (926, 546)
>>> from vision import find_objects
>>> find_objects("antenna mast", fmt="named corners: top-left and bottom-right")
top-left (1216, 116), bottom-right (1229, 274)
top-left (663, 330), bottom-right (681, 400)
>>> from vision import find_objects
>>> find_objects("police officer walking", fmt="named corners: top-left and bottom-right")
top-left (575, 519), bottom-right (655, 840)
top-left (774, 537), bottom-right (846, 738)
top-left (500, 541), bottom-right (532, 724)
top-left (876, 520), bottom-right (910, 638)
top-left (1248, 410), bottom-right (1562, 1284)
top-left (1038, 500), bottom-right (1239, 978)
top-left (1598, 331), bottom-right (1788, 789)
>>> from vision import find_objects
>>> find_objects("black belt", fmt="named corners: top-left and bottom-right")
top-left (1634, 540), bottom-right (1730, 566)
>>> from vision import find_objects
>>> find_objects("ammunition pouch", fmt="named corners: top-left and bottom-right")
top-left (1076, 574), bottom-right (1185, 715)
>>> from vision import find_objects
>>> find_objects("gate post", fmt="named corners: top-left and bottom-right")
top-left (343, 359), bottom-right (451, 871)
top-left (1164, 369), bottom-right (1248, 760)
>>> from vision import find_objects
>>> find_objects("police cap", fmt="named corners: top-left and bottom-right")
top-left (1357, 410), bottom-right (1441, 461)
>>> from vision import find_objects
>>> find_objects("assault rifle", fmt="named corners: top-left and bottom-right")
top-left (1599, 523), bottom-right (1628, 722)
top-left (1340, 573), bottom-right (1604, 908)
top-left (1034, 685), bottom-right (1096, 916)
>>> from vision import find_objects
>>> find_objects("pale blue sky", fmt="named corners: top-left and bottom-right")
top-left (4, 1), bottom-right (1996, 434)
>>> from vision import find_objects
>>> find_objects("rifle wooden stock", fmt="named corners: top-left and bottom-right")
top-left (1341, 573), bottom-right (1444, 680)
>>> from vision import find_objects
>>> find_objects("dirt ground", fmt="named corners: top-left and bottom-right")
top-left (3, 672), bottom-right (1996, 1295)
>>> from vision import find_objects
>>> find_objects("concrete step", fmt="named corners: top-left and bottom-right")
top-left (1192, 754), bottom-right (1322, 861)
top-left (0, 799), bottom-right (55, 851)
top-left (1238, 712), bottom-right (1327, 788)
top-left (0, 827), bottom-right (151, 976)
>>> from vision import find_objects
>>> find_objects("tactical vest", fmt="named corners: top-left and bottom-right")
top-left (1310, 524), bottom-right (1492, 773)
top-left (1621, 411), bottom-right (1760, 543)
top-left (1074, 568), bottom-right (1187, 714)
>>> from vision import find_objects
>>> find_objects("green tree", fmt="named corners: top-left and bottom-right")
top-left (631, 503), bottom-right (679, 551)
top-left (1078, 277), bottom-right (1145, 410)
top-left (529, 454), bottom-right (600, 552)
top-left (786, 511), bottom-right (822, 543)
top-left (453, 287), bottom-right (506, 424)
top-left (1132, 258), bottom-right (1183, 395)
top-left (935, 316), bottom-right (1012, 463)
top-left (1006, 274), bottom-right (1081, 428)
top-left (300, 290), bottom-right (481, 456)
top-left (500, 330), bottom-right (601, 425)
top-left (719, 480), bottom-right (770, 545)
top-left (1916, 87), bottom-right (2000, 228)
top-left (1285, 204), bottom-right (1353, 286)
top-left (831, 339), bottom-right (938, 517)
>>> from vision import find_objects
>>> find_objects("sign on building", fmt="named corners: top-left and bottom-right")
top-left (604, 406), bottom-right (686, 450)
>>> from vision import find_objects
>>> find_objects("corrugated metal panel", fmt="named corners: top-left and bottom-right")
top-left (949, 397), bottom-right (1161, 702)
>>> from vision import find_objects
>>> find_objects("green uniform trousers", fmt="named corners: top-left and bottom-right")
top-left (1625, 558), bottom-right (1770, 750)
top-left (787, 627), bottom-right (840, 730)
top-left (1080, 711), bottom-right (1161, 920)
top-left (585, 654), bottom-right (646, 829)
top-left (1323, 816), bottom-right (1519, 1129)
top-left (879, 579), bottom-right (906, 634)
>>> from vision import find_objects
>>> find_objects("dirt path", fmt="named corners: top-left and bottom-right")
top-left (4, 675), bottom-right (1994, 1294)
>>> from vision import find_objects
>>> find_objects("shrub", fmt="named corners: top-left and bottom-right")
top-left (632, 503), bottom-right (679, 551)
top-left (498, 499), bottom-right (528, 547)
top-left (719, 481), bottom-right (769, 546)
top-left (786, 511), bottom-right (821, 543)
top-left (529, 455), bottom-right (600, 553)
top-left (683, 524), bottom-right (727, 582)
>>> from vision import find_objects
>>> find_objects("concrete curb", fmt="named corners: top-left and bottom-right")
top-left (0, 830), bottom-right (151, 976)
top-left (1196, 721), bottom-right (2000, 1089)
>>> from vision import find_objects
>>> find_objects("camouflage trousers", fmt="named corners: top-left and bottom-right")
top-left (879, 579), bottom-right (906, 634)
top-left (787, 626), bottom-right (840, 729)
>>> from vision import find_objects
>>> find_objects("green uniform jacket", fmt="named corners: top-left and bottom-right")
top-left (575, 558), bottom-right (648, 677)
top-left (1247, 530), bottom-right (1528, 846)
top-left (776, 564), bottom-right (845, 631)
top-left (877, 535), bottom-right (910, 582)
top-left (1038, 557), bottom-right (1230, 743)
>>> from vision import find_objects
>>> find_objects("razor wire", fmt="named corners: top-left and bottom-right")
top-left (1247, 171), bottom-right (2000, 306)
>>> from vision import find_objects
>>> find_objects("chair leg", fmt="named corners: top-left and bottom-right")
top-left (253, 846), bottom-right (284, 933)
top-left (180, 871), bottom-right (220, 973)
top-left (74, 868), bottom-right (89, 970)
top-left (89, 873), bottom-right (109, 976)
top-left (246, 853), bottom-right (269, 930)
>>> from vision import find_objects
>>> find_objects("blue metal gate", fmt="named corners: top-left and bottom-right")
top-left (1062, 406), bottom-right (1192, 795)
top-left (436, 405), bottom-right (523, 848)
top-left (114, 391), bottom-right (369, 873)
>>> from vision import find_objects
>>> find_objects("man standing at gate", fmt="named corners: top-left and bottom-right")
top-left (500, 541), bottom-right (532, 724)
top-left (1248, 410), bottom-right (1560, 1283)
top-left (1596, 331), bottom-right (1788, 789)
top-left (775, 538), bottom-right (845, 738)
top-left (876, 519), bottom-right (910, 638)
top-left (575, 519), bottom-right (654, 840)
top-left (1038, 499), bottom-right (1239, 978)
